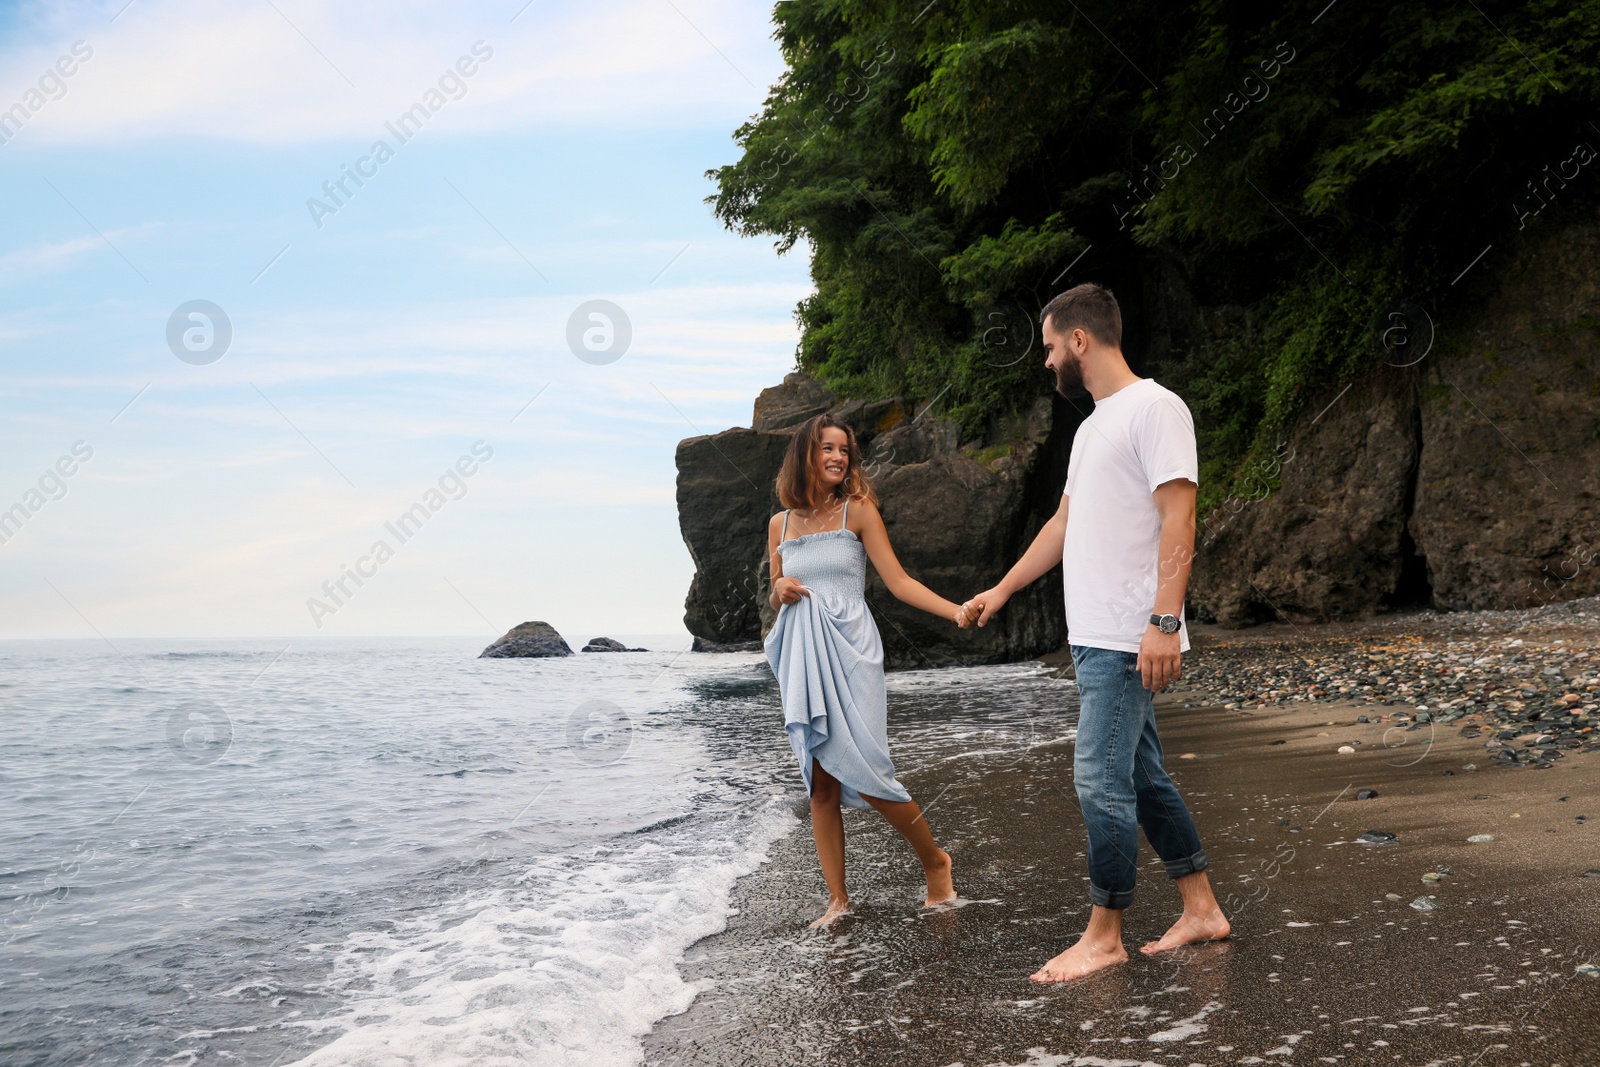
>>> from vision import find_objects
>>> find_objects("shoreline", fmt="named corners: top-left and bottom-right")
top-left (645, 602), bottom-right (1600, 1066)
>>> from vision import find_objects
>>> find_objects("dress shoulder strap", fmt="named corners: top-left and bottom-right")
top-left (780, 509), bottom-right (789, 539)
top-left (840, 497), bottom-right (849, 530)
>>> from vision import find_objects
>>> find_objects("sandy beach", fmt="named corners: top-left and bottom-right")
top-left (645, 603), bottom-right (1600, 1066)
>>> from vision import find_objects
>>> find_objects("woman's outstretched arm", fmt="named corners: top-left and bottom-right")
top-left (852, 498), bottom-right (970, 626)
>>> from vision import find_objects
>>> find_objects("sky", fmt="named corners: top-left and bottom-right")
top-left (0, 0), bottom-right (812, 642)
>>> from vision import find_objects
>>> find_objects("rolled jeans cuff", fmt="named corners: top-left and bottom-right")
top-left (1089, 883), bottom-right (1136, 910)
top-left (1163, 848), bottom-right (1209, 880)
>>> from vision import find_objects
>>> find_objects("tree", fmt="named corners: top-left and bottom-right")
top-left (710, 0), bottom-right (1600, 507)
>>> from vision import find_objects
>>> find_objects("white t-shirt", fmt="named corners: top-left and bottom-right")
top-left (1062, 377), bottom-right (1198, 654)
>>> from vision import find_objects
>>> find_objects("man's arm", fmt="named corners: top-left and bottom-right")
top-left (968, 494), bottom-right (1069, 627)
top-left (1139, 477), bottom-right (1197, 690)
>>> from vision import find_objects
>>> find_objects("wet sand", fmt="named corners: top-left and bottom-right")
top-left (645, 638), bottom-right (1600, 1066)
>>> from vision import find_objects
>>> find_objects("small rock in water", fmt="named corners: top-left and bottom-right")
top-left (1442, 770), bottom-right (1454, 776)
top-left (1421, 871), bottom-right (1445, 883)
top-left (1357, 830), bottom-right (1399, 846)
top-left (1576, 963), bottom-right (1600, 979)
top-left (1583, 869), bottom-right (1600, 879)
top-left (1467, 834), bottom-right (1495, 843)
top-left (1463, 763), bottom-right (1477, 771)
top-left (1410, 895), bottom-right (1439, 911)
top-left (1385, 892), bottom-right (1403, 902)
top-left (1269, 739), bottom-right (1288, 746)
top-left (1355, 788), bottom-right (1379, 800)
top-left (1178, 752), bottom-right (1197, 759)
top-left (581, 636), bottom-right (649, 653)
top-left (1338, 745), bottom-right (1356, 754)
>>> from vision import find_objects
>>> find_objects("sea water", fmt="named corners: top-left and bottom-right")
top-left (0, 637), bottom-right (1074, 1066)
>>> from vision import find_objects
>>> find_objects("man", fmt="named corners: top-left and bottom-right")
top-left (965, 282), bottom-right (1229, 982)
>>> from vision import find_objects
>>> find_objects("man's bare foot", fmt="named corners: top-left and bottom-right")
top-left (1030, 935), bottom-right (1129, 982)
top-left (809, 897), bottom-right (852, 929)
top-left (923, 848), bottom-right (956, 906)
top-left (1139, 908), bottom-right (1231, 954)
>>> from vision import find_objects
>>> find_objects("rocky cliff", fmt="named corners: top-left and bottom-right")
top-left (1190, 214), bottom-right (1600, 623)
top-left (674, 375), bottom-right (1072, 669)
top-left (678, 217), bottom-right (1599, 651)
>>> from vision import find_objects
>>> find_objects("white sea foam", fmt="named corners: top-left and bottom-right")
top-left (284, 802), bottom-right (795, 1067)
top-left (1146, 999), bottom-right (1222, 1042)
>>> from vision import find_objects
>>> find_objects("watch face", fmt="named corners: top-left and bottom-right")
top-left (1155, 614), bottom-right (1180, 634)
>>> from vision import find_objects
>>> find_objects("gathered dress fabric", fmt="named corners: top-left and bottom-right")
top-left (764, 505), bottom-right (912, 810)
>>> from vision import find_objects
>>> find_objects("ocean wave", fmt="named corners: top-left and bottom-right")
top-left (281, 801), bottom-right (796, 1067)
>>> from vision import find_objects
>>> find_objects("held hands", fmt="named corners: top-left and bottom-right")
top-left (948, 599), bottom-right (981, 628)
top-left (960, 586), bottom-right (1010, 628)
top-left (1137, 625), bottom-right (1182, 691)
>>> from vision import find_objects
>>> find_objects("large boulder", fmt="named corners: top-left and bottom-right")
top-left (1410, 217), bottom-right (1600, 610)
top-left (675, 373), bottom-right (1071, 668)
top-left (675, 426), bottom-right (795, 646)
top-left (753, 372), bottom-right (835, 431)
top-left (1190, 211), bottom-right (1600, 624)
top-left (675, 374), bottom-right (915, 648)
top-left (479, 621), bottom-right (573, 658)
top-left (1189, 377), bottom-right (1421, 625)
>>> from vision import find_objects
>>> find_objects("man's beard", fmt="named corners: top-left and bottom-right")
top-left (1053, 351), bottom-right (1084, 396)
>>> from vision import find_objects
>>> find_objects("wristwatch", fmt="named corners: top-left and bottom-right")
top-left (1150, 613), bottom-right (1181, 634)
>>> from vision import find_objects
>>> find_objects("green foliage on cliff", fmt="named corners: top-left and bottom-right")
top-left (709, 0), bottom-right (1600, 502)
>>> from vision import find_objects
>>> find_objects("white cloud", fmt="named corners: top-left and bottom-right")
top-left (0, 0), bottom-right (783, 146)
top-left (0, 223), bottom-right (161, 281)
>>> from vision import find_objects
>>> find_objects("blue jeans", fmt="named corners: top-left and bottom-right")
top-left (1071, 644), bottom-right (1209, 909)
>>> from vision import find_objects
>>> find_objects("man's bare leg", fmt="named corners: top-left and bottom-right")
top-left (1031, 905), bottom-right (1130, 982)
top-left (808, 760), bottom-right (851, 928)
top-left (1139, 870), bottom-right (1230, 954)
top-left (861, 792), bottom-right (956, 906)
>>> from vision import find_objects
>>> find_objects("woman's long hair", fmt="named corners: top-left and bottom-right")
top-left (775, 413), bottom-right (878, 511)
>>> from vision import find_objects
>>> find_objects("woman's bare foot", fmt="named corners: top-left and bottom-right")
top-left (1139, 907), bottom-right (1231, 954)
top-left (809, 897), bottom-right (852, 929)
top-left (923, 848), bottom-right (956, 906)
top-left (1030, 934), bottom-right (1128, 982)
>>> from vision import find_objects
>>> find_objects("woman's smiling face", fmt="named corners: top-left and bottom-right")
top-left (816, 427), bottom-right (850, 490)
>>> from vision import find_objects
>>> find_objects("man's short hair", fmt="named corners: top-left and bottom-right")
top-left (1041, 282), bottom-right (1122, 348)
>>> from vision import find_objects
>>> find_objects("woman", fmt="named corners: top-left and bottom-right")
top-left (764, 413), bottom-right (973, 928)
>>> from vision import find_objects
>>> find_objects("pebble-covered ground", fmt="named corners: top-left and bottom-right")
top-left (1175, 595), bottom-right (1600, 770)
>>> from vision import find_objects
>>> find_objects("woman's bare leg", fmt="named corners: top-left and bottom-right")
top-left (808, 760), bottom-right (851, 928)
top-left (861, 793), bottom-right (956, 906)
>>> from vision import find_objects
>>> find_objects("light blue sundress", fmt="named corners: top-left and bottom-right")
top-left (764, 500), bottom-right (912, 810)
